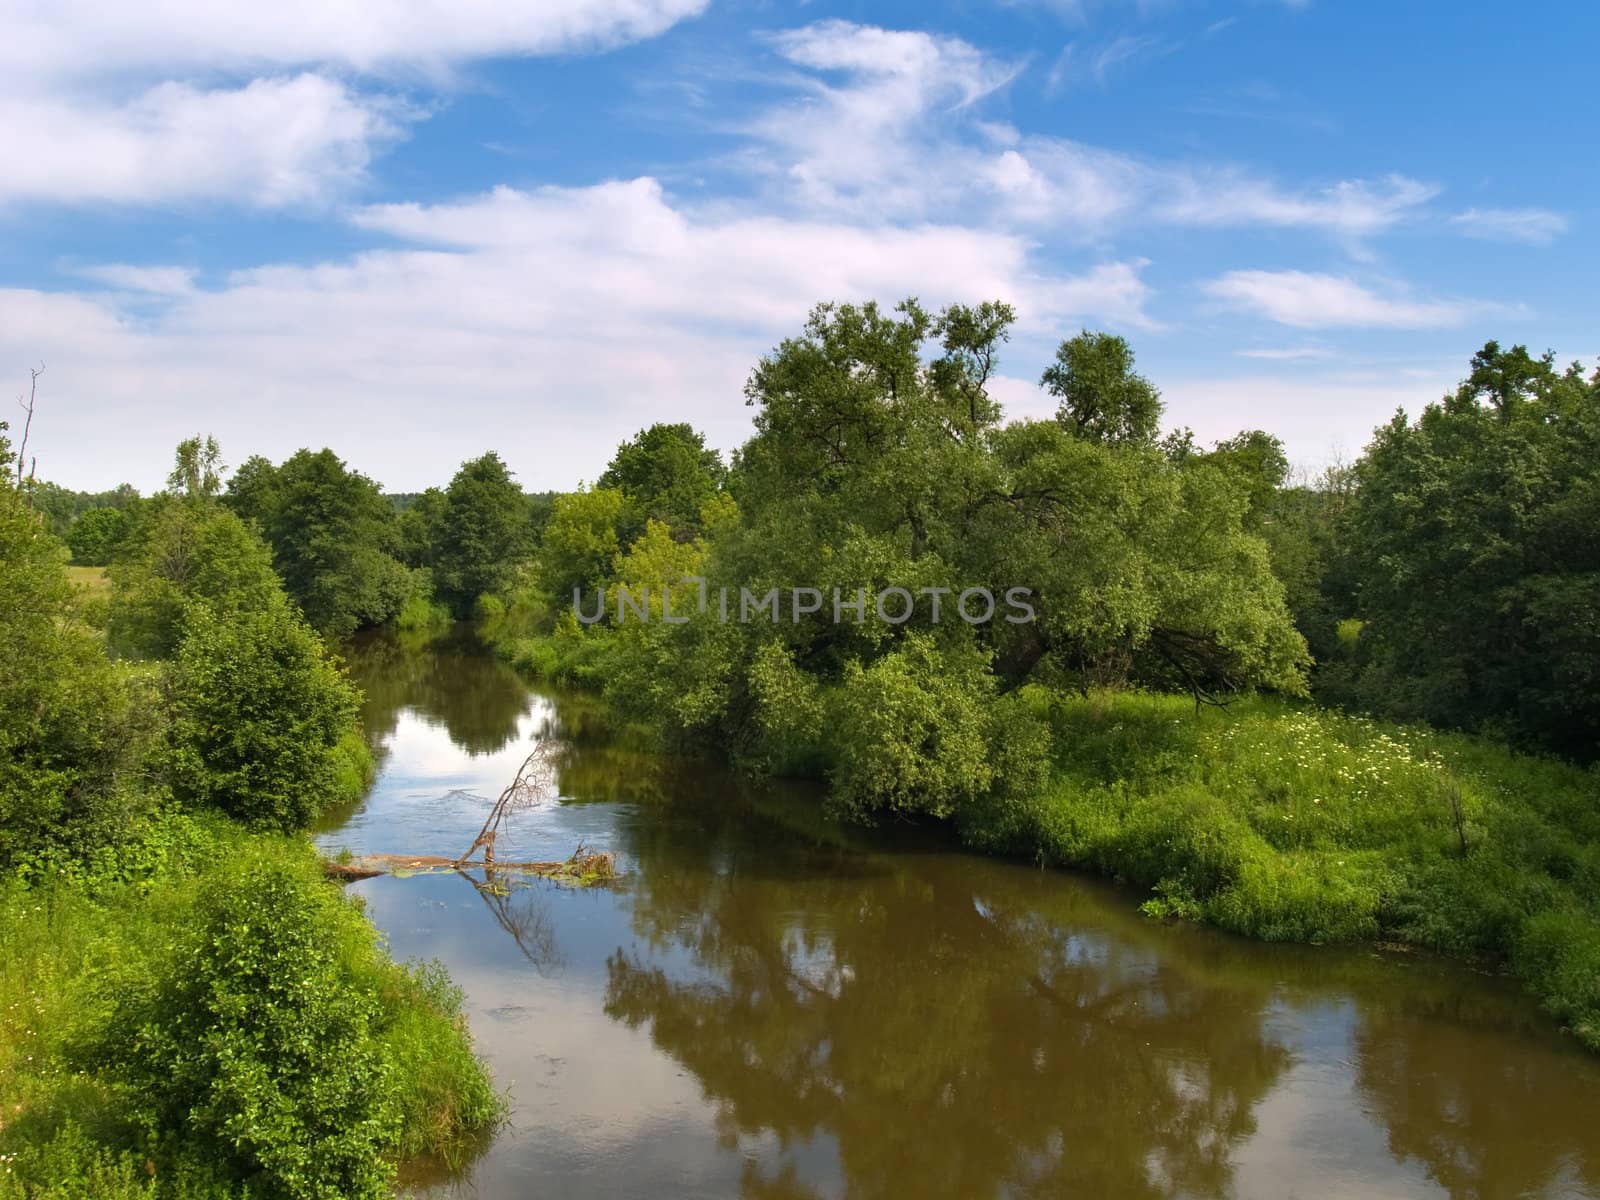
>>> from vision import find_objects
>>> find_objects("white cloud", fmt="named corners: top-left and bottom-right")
top-left (1202, 270), bottom-right (1487, 329)
top-left (1234, 346), bottom-right (1332, 361)
top-left (1450, 207), bottom-right (1568, 245)
top-left (75, 264), bottom-right (197, 294)
top-left (749, 21), bottom-right (1023, 218)
top-left (1159, 173), bottom-right (1437, 239)
top-left (0, 0), bottom-right (706, 210)
top-left (748, 23), bottom-right (1436, 243)
top-left (0, 75), bottom-right (404, 207)
top-left (3, 178), bottom-right (1154, 491)
top-left (0, 0), bottom-right (709, 81)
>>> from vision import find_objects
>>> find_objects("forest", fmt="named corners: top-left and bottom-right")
top-left (3, 300), bottom-right (1598, 1195)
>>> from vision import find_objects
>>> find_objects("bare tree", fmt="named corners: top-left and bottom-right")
top-left (15, 363), bottom-right (42, 500)
top-left (456, 738), bottom-right (562, 866)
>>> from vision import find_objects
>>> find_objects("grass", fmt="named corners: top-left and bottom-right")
top-left (64, 565), bottom-right (110, 596)
top-left (0, 809), bottom-right (502, 1198)
top-left (959, 689), bottom-right (1600, 1050)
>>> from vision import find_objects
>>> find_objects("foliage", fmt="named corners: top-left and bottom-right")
top-left (106, 854), bottom-right (400, 1198)
top-left (597, 422), bottom-right (726, 543)
top-left (161, 600), bottom-right (366, 830)
top-left (108, 497), bottom-right (283, 660)
top-left (1041, 329), bottom-right (1163, 446)
top-left (0, 819), bottom-right (501, 1200)
top-left (538, 486), bottom-right (624, 601)
top-left (27, 480), bottom-right (141, 540)
top-left (167, 436), bottom-right (225, 501)
top-left (432, 453), bottom-right (530, 617)
top-left (225, 449), bottom-right (414, 637)
top-left (1340, 342), bottom-right (1600, 757)
top-left (0, 432), bottom-right (153, 871)
top-left (828, 634), bottom-right (995, 819)
top-left (65, 505), bottom-right (127, 565)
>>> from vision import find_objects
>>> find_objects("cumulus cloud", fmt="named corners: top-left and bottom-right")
top-left (0, 75), bottom-right (405, 208)
top-left (0, 0), bottom-right (706, 209)
top-left (3, 178), bottom-right (1154, 491)
top-left (0, 0), bottom-right (710, 81)
top-left (1202, 270), bottom-right (1488, 329)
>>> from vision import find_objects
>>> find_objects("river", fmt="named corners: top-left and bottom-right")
top-left (316, 627), bottom-right (1600, 1200)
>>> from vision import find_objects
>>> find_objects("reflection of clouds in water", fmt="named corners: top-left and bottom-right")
top-left (1232, 1001), bottom-right (1438, 1200)
top-left (382, 697), bottom-right (558, 798)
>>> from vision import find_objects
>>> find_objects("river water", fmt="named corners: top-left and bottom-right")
top-left (317, 628), bottom-right (1600, 1200)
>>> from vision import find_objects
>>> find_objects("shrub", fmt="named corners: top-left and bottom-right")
top-left (162, 600), bottom-right (362, 830)
top-left (106, 856), bottom-right (401, 1200)
top-left (829, 635), bottom-right (994, 819)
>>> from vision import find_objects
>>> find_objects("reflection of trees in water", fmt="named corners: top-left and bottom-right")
top-left (603, 801), bottom-right (1293, 1199)
top-left (456, 867), bottom-right (564, 975)
top-left (1353, 1010), bottom-right (1600, 1199)
top-left (340, 627), bottom-right (533, 756)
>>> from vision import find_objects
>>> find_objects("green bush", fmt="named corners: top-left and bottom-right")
top-left (1, 825), bottom-right (501, 1200)
top-left (162, 600), bottom-right (362, 830)
top-left (829, 635), bottom-right (994, 820)
top-left (105, 855), bottom-right (400, 1199)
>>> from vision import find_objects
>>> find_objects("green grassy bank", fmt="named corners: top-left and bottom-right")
top-left (0, 810), bottom-right (502, 1200)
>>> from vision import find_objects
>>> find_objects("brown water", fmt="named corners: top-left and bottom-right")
top-left (318, 628), bottom-right (1600, 1200)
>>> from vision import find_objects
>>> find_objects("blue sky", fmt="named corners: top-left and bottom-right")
top-left (2, 0), bottom-right (1593, 492)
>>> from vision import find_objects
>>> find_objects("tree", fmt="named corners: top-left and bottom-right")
top-left (599, 299), bottom-right (1306, 819)
top-left (0, 425), bottom-right (150, 867)
top-left (109, 496), bottom-right (283, 660)
top-left (1041, 331), bottom-right (1163, 446)
top-left (395, 486), bottom-right (448, 568)
top-left (162, 597), bottom-right (363, 830)
top-left (598, 423), bottom-right (726, 543)
top-left (225, 448), bottom-right (413, 637)
top-left (1342, 343), bottom-right (1600, 756)
top-left (434, 453), bottom-right (530, 617)
top-left (168, 434), bottom-right (225, 500)
top-left (539, 486), bottom-right (625, 600)
top-left (66, 505), bottom-right (126, 565)
top-left (1203, 430), bottom-right (1289, 529)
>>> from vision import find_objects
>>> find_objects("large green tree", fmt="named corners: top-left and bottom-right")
top-left (1041, 330), bottom-right (1163, 446)
top-left (225, 449), bottom-right (413, 637)
top-left (1343, 342), bottom-right (1600, 756)
top-left (434, 452), bottom-right (530, 616)
top-left (0, 426), bottom-right (150, 867)
top-left (598, 422), bottom-right (726, 543)
top-left (598, 300), bottom-right (1307, 817)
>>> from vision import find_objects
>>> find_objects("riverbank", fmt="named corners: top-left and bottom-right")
top-left (486, 621), bottom-right (1600, 1053)
top-left (0, 808), bottom-right (503, 1199)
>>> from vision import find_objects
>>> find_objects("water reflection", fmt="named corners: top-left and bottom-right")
top-left (341, 626), bottom-right (533, 756)
top-left (325, 630), bottom-right (1600, 1200)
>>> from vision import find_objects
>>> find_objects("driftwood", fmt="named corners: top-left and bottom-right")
top-left (321, 847), bottom-right (615, 883)
top-left (321, 739), bottom-right (616, 885)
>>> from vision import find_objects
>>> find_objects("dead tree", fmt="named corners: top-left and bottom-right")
top-left (15, 363), bottom-right (42, 501)
top-left (455, 738), bottom-right (562, 866)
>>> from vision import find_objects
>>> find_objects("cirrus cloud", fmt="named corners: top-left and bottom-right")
top-left (1202, 270), bottom-right (1494, 330)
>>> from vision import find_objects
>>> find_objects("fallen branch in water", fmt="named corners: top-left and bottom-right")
top-left (321, 845), bottom-right (616, 884)
top-left (322, 737), bottom-right (616, 884)
top-left (455, 739), bottom-right (561, 867)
